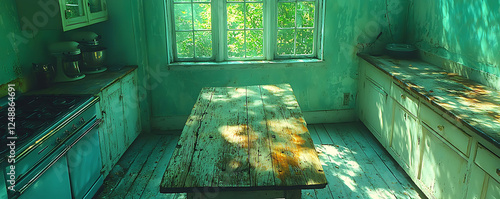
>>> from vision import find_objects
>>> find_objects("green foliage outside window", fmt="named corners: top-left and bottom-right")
top-left (172, 0), bottom-right (316, 61)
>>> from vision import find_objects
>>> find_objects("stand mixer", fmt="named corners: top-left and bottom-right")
top-left (66, 31), bottom-right (107, 74)
top-left (49, 41), bottom-right (86, 82)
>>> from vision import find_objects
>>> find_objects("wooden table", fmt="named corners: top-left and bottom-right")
top-left (160, 84), bottom-right (327, 199)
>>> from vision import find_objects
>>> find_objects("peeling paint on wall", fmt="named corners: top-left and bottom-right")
top-left (144, 0), bottom-right (409, 118)
top-left (408, 0), bottom-right (500, 83)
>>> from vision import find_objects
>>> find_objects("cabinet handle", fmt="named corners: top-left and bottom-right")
top-left (496, 168), bottom-right (500, 176)
top-left (437, 125), bottom-right (444, 131)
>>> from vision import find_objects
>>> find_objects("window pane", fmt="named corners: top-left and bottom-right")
top-left (277, 29), bottom-right (295, 55)
top-left (246, 30), bottom-right (263, 57)
top-left (174, 4), bottom-right (193, 30)
top-left (245, 3), bottom-right (263, 29)
top-left (227, 3), bottom-right (244, 30)
top-left (297, 2), bottom-right (314, 28)
top-left (195, 31), bottom-right (212, 57)
top-left (193, 3), bottom-right (211, 30)
top-left (174, 0), bottom-right (190, 2)
top-left (296, 29), bottom-right (313, 55)
top-left (228, 30), bottom-right (245, 58)
top-left (278, 3), bottom-right (295, 28)
top-left (176, 32), bottom-right (194, 58)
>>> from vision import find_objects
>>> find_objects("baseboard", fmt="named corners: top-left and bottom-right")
top-left (151, 115), bottom-right (189, 131)
top-left (151, 109), bottom-right (358, 131)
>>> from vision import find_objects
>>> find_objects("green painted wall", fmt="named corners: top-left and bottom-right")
top-left (0, 0), bottom-right (64, 91)
top-left (145, 0), bottom-right (410, 119)
top-left (0, 0), bottom-right (23, 85)
top-left (407, 0), bottom-right (500, 77)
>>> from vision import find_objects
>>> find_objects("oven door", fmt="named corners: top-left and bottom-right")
top-left (67, 117), bottom-right (103, 199)
top-left (14, 147), bottom-right (72, 199)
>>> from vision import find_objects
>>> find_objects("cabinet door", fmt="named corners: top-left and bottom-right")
top-left (420, 127), bottom-right (468, 199)
top-left (121, 71), bottom-right (141, 148)
top-left (59, 0), bottom-right (88, 27)
top-left (99, 82), bottom-right (124, 174)
top-left (390, 103), bottom-right (420, 175)
top-left (467, 164), bottom-right (486, 199)
top-left (87, 0), bottom-right (107, 22)
top-left (362, 78), bottom-right (392, 146)
top-left (485, 177), bottom-right (500, 199)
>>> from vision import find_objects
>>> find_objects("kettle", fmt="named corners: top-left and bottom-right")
top-left (33, 63), bottom-right (55, 89)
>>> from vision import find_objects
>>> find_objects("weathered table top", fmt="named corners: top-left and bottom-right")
top-left (160, 84), bottom-right (327, 193)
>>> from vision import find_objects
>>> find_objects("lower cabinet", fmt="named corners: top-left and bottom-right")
top-left (467, 145), bottom-right (500, 199)
top-left (360, 78), bottom-right (393, 146)
top-left (419, 127), bottom-right (468, 199)
top-left (389, 103), bottom-right (421, 176)
top-left (357, 61), bottom-right (500, 199)
top-left (97, 70), bottom-right (141, 177)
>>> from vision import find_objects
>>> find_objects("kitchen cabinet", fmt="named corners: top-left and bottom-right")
top-left (15, 0), bottom-right (108, 32)
top-left (388, 83), bottom-right (421, 177)
top-left (357, 57), bottom-right (500, 199)
top-left (389, 102), bottom-right (421, 176)
top-left (466, 145), bottom-right (500, 199)
top-left (358, 60), bottom-right (393, 147)
top-left (419, 127), bottom-right (468, 199)
top-left (121, 72), bottom-right (141, 151)
top-left (420, 104), bottom-right (471, 156)
top-left (98, 70), bottom-right (140, 177)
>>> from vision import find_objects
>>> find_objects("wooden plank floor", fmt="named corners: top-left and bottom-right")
top-left (94, 122), bottom-right (426, 199)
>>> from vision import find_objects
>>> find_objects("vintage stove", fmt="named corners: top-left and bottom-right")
top-left (0, 95), bottom-right (103, 199)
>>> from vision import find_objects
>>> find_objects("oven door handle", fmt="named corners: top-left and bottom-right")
top-left (67, 118), bottom-right (102, 150)
top-left (17, 145), bottom-right (70, 195)
top-left (17, 119), bottom-right (102, 195)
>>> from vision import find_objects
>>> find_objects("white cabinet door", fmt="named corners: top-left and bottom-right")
top-left (390, 103), bottom-right (420, 176)
top-left (98, 81), bottom-right (124, 175)
top-left (419, 127), bottom-right (468, 199)
top-left (361, 78), bottom-right (393, 146)
top-left (121, 71), bottom-right (141, 148)
top-left (87, 0), bottom-right (108, 22)
top-left (467, 145), bottom-right (500, 199)
top-left (59, 0), bottom-right (88, 27)
top-left (485, 178), bottom-right (500, 199)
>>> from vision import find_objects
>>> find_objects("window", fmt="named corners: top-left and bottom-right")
top-left (167, 0), bottom-right (323, 62)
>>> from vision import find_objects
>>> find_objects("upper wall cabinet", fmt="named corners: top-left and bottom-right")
top-left (15, 0), bottom-right (108, 32)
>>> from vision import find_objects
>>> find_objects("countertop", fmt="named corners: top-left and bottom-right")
top-left (358, 53), bottom-right (500, 148)
top-left (29, 66), bottom-right (138, 95)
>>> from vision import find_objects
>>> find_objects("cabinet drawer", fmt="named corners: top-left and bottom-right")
top-left (475, 145), bottom-right (500, 183)
top-left (364, 61), bottom-right (391, 92)
top-left (391, 83), bottom-right (419, 116)
top-left (420, 104), bottom-right (471, 156)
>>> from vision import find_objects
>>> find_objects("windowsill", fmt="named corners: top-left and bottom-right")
top-left (167, 59), bottom-right (324, 70)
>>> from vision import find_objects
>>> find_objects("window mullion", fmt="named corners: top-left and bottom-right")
top-left (211, 0), bottom-right (219, 61)
top-left (293, 0), bottom-right (298, 56)
top-left (190, 1), bottom-right (197, 58)
top-left (243, 1), bottom-right (247, 58)
top-left (218, 1), bottom-right (227, 61)
top-left (264, 0), bottom-right (276, 60)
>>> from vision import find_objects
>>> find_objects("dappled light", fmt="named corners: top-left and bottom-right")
top-left (363, 55), bottom-right (500, 144)
top-left (161, 84), bottom-right (327, 194)
top-left (409, 0), bottom-right (500, 85)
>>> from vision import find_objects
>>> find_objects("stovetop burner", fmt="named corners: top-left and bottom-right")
top-left (0, 95), bottom-right (93, 155)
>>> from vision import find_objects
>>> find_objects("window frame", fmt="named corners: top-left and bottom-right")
top-left (166, 0), bottom-right (324, 63)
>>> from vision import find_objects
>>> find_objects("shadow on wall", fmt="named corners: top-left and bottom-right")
top-left (409, 0), bottom-right (500, 85)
